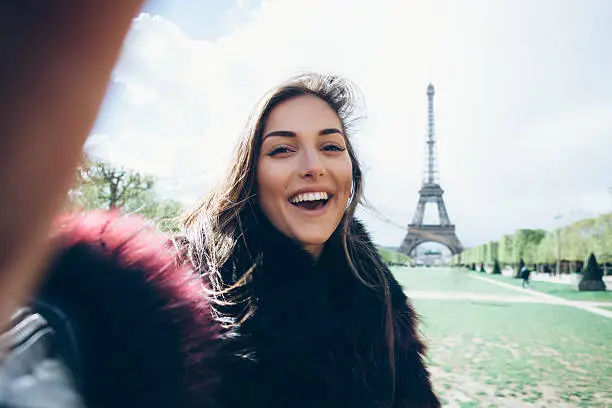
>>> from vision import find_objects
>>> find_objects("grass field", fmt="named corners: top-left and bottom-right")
top-left (480, 272), bottom-right (612, 303)
top-left (393, 267), bottom-right (612, 408)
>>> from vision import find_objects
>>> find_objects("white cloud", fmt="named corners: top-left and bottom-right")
top-left (93, 0), bottom-right (612, 248)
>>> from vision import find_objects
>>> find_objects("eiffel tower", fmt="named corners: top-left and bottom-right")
top-left (399, 84), bottom-right (463, 256)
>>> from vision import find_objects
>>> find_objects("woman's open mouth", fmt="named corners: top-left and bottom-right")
top-left (289, 191), bottom-right (331, 211)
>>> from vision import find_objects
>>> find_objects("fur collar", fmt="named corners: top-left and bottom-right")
top-left (37, 212), bottom-right (220, 408)
top-left (215, 208), bottom-right (440, 407)
top-left (218, 210), bottom-right (384, 336)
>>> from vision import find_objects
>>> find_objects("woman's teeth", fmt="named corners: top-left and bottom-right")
top-left (289, 192), bottom-right (329, 204)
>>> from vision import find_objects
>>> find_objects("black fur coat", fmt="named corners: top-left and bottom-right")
top-left (26, 212), bottom-right (220, 408)
top-left (210, 212), bottom-right (440, 408)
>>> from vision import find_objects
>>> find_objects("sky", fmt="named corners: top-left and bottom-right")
top-left (89, 0), bottom-right (612, 249)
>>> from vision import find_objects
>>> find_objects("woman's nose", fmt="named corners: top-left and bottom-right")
top-left (299, 150), bottom-right (325, 179)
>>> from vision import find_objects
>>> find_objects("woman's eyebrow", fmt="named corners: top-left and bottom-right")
top-left (263, 130), bottom-right (296, 139)
top-left (319, 128), bottom-right (344, 136)
top-left (263, 128), bottom-right (344, 139)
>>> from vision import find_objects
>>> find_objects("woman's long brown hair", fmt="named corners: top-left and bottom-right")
top-left (177, 73), bottom-right (398, 405)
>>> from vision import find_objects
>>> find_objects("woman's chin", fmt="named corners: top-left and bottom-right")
top-left (293, 231), bottom-right (333, 246)
top-left (291, 231), bottom-right (334, 256)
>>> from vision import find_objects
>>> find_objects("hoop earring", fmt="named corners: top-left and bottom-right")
top-left (345, 183), bottom-right (355, 211)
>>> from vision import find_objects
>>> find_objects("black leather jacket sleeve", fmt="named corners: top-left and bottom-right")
top-left (0, 307), bottom-right (85, 408)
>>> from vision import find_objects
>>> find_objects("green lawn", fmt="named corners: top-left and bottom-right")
top-left (392, 267), bottom-right (612, 408)
top-left (477, 272), bottom-right (612, 303)
top-left (393, 267), bottom-right (523, 297)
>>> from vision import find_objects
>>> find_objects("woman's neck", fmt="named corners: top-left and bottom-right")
top-left (301, 243), bottom-right (324, 261)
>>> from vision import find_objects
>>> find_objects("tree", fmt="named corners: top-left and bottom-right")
top-left (579, 253), bottom-right (607, 291)
top-left (507, 229), bottom-right (547, 274)
top-left (461, 248), bottom-right (474, 265)
top-left (536, 233), bottom-right (557, 265)
top-left (68, 156), bottom-right (183, 229)
top-left (561, 219), bottom-right (595, 263)
top-left (459, 212), bottom-right (612, 269)
top-left (486, 241), bottom-right (499, 265)
top-left (492, 259), bottom-right (501, 274)
top-left (498, 235), bottom-right (514, 266)
top-left (141, 199), bottom-right (184, 233)
top-left (69, 156), bottom-right (155, 211)
top-left (515, 229), bottom-right (546, 265)
top-left (477, 244), bottom-right (488, 265)
top-left (588, 214), bottom-right (612, 263)
top-left (377, 247), bottom-right (411, 266)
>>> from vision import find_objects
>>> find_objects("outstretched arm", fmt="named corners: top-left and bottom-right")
top-left (0, 1), bottom-right (145, 331)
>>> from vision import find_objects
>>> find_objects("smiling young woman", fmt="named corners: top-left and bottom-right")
top-left (177, 73), bottom-right (441, 407)
top-left (257, 94), bottom-right (354, 258)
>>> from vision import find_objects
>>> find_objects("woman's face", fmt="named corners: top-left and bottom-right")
top-left (257, 95), bottom-right (353, 258)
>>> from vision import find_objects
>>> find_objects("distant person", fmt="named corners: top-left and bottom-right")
top-left (521, 265), bottom-right (531, 288)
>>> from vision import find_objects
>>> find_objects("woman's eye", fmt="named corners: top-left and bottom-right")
top-left (268, 146), bottom-right (294, 156)
top-left (322, 144), bottom-right (346, 152)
